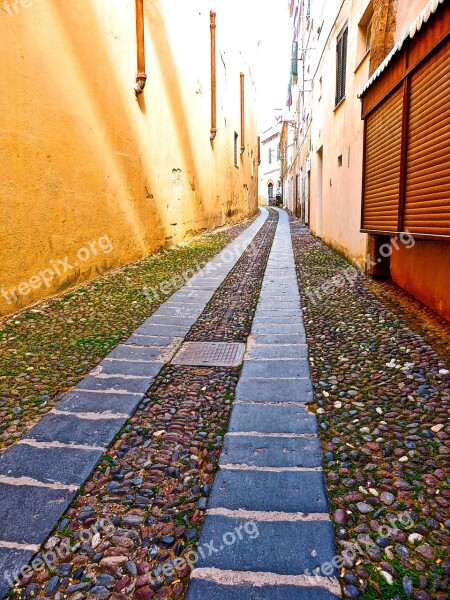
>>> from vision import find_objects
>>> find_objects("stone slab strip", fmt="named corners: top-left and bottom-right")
top-left (187, 209), bottom-right (340, 599)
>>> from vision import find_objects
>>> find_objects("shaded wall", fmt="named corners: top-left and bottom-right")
top-left (391, 242), bottom-right (450, 322)
top-left (0, 0), bottom-right (259, 316)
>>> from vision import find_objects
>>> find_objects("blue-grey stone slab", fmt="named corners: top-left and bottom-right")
top-left (100, 360), bottom-right (161, 377)
top-left (149, 315), bottom-right (198, 326)
top-left (132, 324), bottom-right (190, 336)
top-left (0, 443), bottom-right (103, 487)
top-left (153, 305), bottom-right (200, 317)
top-left (76, 375), bottom-right (151, 395)
top-left (255, 310), bottom-right (304, 318)
top-left (106, 345), bottom-right (165, 361)
top-left (252, 334), bottom-right (307, 345)
top-left (0, 547), bottom-right (36, 600)
top-left (187, 580), bottom-right (340, 600)
top-left (257, 302), bottom-right (301, 311)
top-left (193, 517), bottom-right (337, 575)
top-left (124, 334), bottom-right (173, 346)
top-left (252, 323), bottom-right (305, 335)
top-left (253, 315), bottom-right (303, 325)
top-left (246, 345), bottom-right (308, 360)
top-left (241, 360), bottom-right (310, 379)
top-left (56, 390), bottom-right (142, 416)
top-left (236, 378), bottom-right (313, 403)
top-left (220, 435), bottom-right (322, 468)
top-left (0, 483), bottom-right (76, 545)
top-left (228, 403), bottom-right (317, 434)
top-left (209, 469), bottom-right (329, 513)
top-left (24, 413), bottom-right (124, 448)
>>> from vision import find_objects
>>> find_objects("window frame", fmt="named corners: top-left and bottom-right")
top-left (335, 23), bottom-right (349, 106)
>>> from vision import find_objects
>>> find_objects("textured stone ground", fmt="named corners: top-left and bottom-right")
top-left (6, 212), bottom-right (278, 600)
top-left (0, 219), bottom-right (254, 453)
top-left (290, 219), bottom-right (450, 600)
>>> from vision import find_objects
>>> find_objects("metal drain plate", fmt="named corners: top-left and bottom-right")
top-left (172, 342), bottom-right (245, 367)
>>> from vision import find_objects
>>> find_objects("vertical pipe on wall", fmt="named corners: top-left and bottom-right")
top-left (210, 11), bottom-right (217, 141)
top-left (135, 0), bottom-right (147, 94)
top-left (240, 73), bottom-right (245, 152)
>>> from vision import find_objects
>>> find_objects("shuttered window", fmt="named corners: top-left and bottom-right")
top-left (404, 41), bottom-right (450, 236)
top-left (362, 86), bottom-right (403, 232)
top-left (336, 26), bottom-right (348, 105)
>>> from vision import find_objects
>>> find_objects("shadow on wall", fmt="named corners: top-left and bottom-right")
top-left (145, 0), bottom-right (204, 231)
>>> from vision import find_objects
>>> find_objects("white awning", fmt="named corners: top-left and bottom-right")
top-left (358, 0), bottom-right (446, 98)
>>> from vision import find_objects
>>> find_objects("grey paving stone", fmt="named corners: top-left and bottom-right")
top-left (246, 344), bottom-right (308, 359)
top-left (56, 390), bottom-right (142, 416)
top-left (144, 315), bottom-right (198, 326)
top-left (228, 403), bottom-right (317, 434)
top-left (236, 378), bottom-right (313, 403)
top-left (255, 308), bottom-right (303, 323)
top-left (76, 375), bottom-right (151, 395)
top-left (153, 305), bottom-right (201, 317)
top-left (220, 435), bottom-right (322, 468)
top-left (253, 315), bottom-right (303, 324)
top-left (99, 360), bottom-right (161, 378)
top-left (252, 334), bottom-right (307, 345)
top-left (187, 580), bottom-right (340, 600)
top-left (193, 517), bottom-right (337, 575)
top-left (106, 345), bottom-right (166, 362)
top-left (132, 324), bottom-right (192, 336)
top-left (23, 412), bottom-right (124, 448)
top-left (124, 334), bottom-right (173, 346)
top-left (241, 360), bottom-right (310, 379)
top-left (252, 323), bottom-right (306, 335)
top-left (160, 300), bottom-right (206, 308)
top-left (0, 443), bottom-right (103, 487)
top-left (257, 302), bottom-right (301, 311)
top-left (0, 483), bottom-right (76, 545)
top-left (0, 547), bottom-right (36, 599)
top-left (209, 469), bottom-right (329, 513)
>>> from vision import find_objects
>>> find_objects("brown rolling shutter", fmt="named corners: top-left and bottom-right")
top-left (404, 40), bottom-right (450, 235)
top-left (362, 86), bottom-right (403, 231)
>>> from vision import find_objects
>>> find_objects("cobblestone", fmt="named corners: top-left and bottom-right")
top-left (291, 218), bottom-right (450, 600)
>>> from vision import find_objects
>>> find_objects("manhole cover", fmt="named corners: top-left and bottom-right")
top-left (172, 342), bottom-right (245, 367)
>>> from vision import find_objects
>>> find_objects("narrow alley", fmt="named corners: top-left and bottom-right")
top-left (1, 1), bottom-right (449, 600)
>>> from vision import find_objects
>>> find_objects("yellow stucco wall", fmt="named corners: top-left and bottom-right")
top-left (0, 0), bottom-right (259, 316)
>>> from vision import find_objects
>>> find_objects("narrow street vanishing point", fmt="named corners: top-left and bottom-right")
top-left (0, 2), bottom-right (449, 600)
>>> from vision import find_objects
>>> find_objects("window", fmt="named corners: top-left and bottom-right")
top-left (277, 145), bottom-right (281, 160)
top-left (234, 132), bottom-right (239, 167)
top-left (268, 148), bottom-right (273, 164)
top-left (336, 25), bottom-right (348, 105)
top-left (365, 17), bottom-right (373, 52)
top-left (357, 2), bottom-right (374, 66)
top-left (338, 154), bottom-right (343, 167)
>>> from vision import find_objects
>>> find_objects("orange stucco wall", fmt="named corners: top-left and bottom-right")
top-left (391, 241), bottom-right (450, 322)
top-left (0, 0), bottom-right (259, 317)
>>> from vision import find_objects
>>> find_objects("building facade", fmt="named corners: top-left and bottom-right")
top-left (0, 0), bottom-right (259, 316)
top-left (258, 124), bottom-right (282, 206)
top-left (285, 0), bottom-right (450, 321)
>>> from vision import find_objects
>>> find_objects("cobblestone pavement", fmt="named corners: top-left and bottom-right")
top-left (2, 210), bottom-right (287, 600)
top-left (290, 219), bottom-right (450, 600)
top-left (0, 217), bottom-right (255, 453)
top-left (2, 210), bottom-right (449, 600)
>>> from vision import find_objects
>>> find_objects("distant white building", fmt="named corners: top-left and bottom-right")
top-left (258, 124), bottom-right (282, 206)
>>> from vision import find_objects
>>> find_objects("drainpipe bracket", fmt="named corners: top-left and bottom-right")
top-left (135, 73), bottom-right (148, 95)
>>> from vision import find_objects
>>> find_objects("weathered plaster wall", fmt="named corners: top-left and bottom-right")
top-left (0, 0), bottom-right (259, 316)
top-left (307, 0), bottom-right (370, 268)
